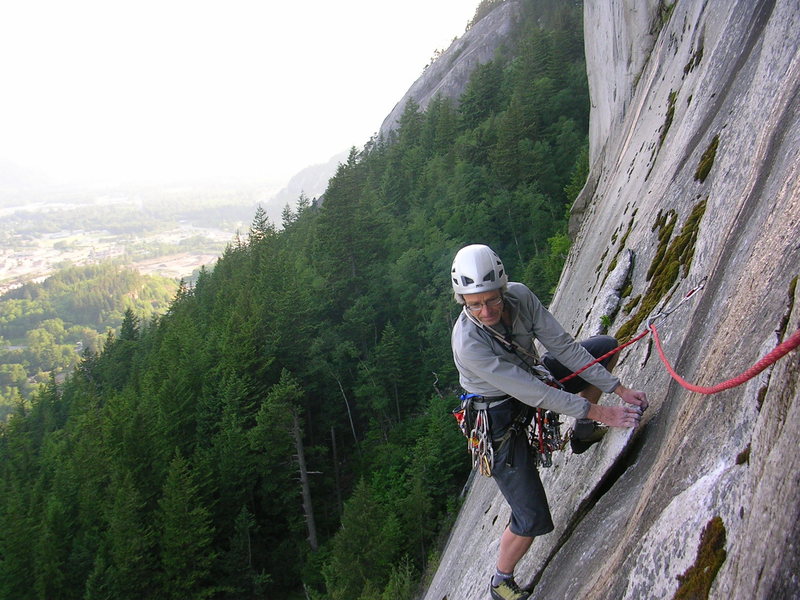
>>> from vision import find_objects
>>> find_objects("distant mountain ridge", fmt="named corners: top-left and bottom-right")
top-left (266, 2), bottom-right (522, 219)
top-left (264, 150), bottom-right (348, 222)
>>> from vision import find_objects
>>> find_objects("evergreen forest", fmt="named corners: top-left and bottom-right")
top-left (0, 2), bottom-right (591, 598)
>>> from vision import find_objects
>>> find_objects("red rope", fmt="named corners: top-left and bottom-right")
top-left (556, 323), bottom-right (800, 394)
top-left (651, 324), bottom-right (800, 394)
top-left (558, 329), bottom-right (650, 384)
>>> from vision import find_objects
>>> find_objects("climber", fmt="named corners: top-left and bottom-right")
top-left (449, 244), bottom-right (648, 600)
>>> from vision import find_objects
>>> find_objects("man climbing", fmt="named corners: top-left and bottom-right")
top-left (449, 244), bottom-right (648, 600)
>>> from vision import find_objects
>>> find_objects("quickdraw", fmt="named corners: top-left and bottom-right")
top-left (646, 277), bottom-right (708, 329)
top-left (452, 393), bottom-right (494, 476)
top-left (530, 408), bottom-right (563, 468)
top-left (469, 407), bottom-right (493, 477)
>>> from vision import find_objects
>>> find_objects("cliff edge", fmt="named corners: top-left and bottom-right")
top-left (424, 1), bottom-right (800, 599)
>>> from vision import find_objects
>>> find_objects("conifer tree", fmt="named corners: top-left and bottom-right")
top-left (459, 60), bottom-right (504, 128)
top-left (323, 479), bottom-right (402, 600)
top-left (248, 370), bottom-right (309, 590)
top-left (0, 477), bottom-right (36, 599)
top-left (90, 472), bottom-right (157, 600)
top-left (158, 452), bottom-right (216, 600)
top-left (248, 204), bottom-right (275, 244)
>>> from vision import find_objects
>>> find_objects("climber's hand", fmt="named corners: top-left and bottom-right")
top-left (586, 403), bottom-right (642, 428)
top-left (614, 384), bottom-right (648, 412)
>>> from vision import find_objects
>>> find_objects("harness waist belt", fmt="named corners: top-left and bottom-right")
top-left (471, 395), bottom-right (512, 410)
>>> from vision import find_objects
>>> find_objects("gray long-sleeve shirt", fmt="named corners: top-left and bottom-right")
top-left (451, 282), bottom-right (620, 418)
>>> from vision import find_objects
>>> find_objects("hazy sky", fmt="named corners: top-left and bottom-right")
top-left (1, 0), bottom-right (480, 188)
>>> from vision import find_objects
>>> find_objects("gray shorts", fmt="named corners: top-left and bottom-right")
top-left (488, 399), bottom-right (554, 537)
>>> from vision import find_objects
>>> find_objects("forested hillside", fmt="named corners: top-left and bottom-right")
top-left (0, 263), bottom-right (177, 419)
top-left (0, 2), bottom-right (589, 598)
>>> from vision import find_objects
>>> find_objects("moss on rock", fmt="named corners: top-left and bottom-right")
top-left (616, 199), bottom-right (707, 342)
top-left (659, 90), bottom-right (679, 149)
top-left (695, 135), bottom-right (719, 182)
top-left (673, 516), bottom-right (727, 599)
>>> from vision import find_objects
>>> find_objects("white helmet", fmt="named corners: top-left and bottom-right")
top-left (451, 244), bottom-right (508, 295)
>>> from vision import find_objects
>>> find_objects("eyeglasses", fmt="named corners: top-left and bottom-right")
top-left (465, 295), bottom-right (503, 313)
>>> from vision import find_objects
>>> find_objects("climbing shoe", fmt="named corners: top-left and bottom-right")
top-left (570, 418), bottom-right (608, 454)
top-left (489, 576), bottom-right (529, 600)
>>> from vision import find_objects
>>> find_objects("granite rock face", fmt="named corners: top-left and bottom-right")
top-left (378, 2), bottom-right (521, 139)
top-left (424, 1), bottom-right (800, 599)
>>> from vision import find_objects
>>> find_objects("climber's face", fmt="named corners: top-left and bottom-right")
top-left (463, 291), bottom-right (504, 327)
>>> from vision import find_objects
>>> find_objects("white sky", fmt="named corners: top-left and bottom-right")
top-left (0, 0), bottom-right (480, 188)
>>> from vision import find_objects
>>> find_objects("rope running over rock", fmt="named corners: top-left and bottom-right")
top-left (650, 324), bottom-right (800, 394)
top-left (558, 278), bottom-right (800, 393)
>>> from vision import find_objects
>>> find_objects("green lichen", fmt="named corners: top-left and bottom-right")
top-left (616, 199), bottom-right (707, 342)
top-left (684, 45), bottom-right (704, 75)
top-left (673, 516), bottom-right (727, 600)
top-left (650, 1), bottom-right (677, 36)
top-left (659, 90), bottom-right (679, 149)
top-left (618, 211), bottom-right (637, 248)
top-left (602, 213), bottom-right (638, 284)
top-left (596, 247), bottom-right (610, 273)
top-left (621, 283), bottom-right (633, 300)
top-left (623, 295), bottom-right (641, 314)
top-left (694, 135), bottom-right (719, 182)
top-left (647, 210), bottom-right (678, 281)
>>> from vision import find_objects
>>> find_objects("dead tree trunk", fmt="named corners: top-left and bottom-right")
top-left (331, 426), bottom-right (343, 515)
top-left (292, 409), bottom-right (318, 551)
